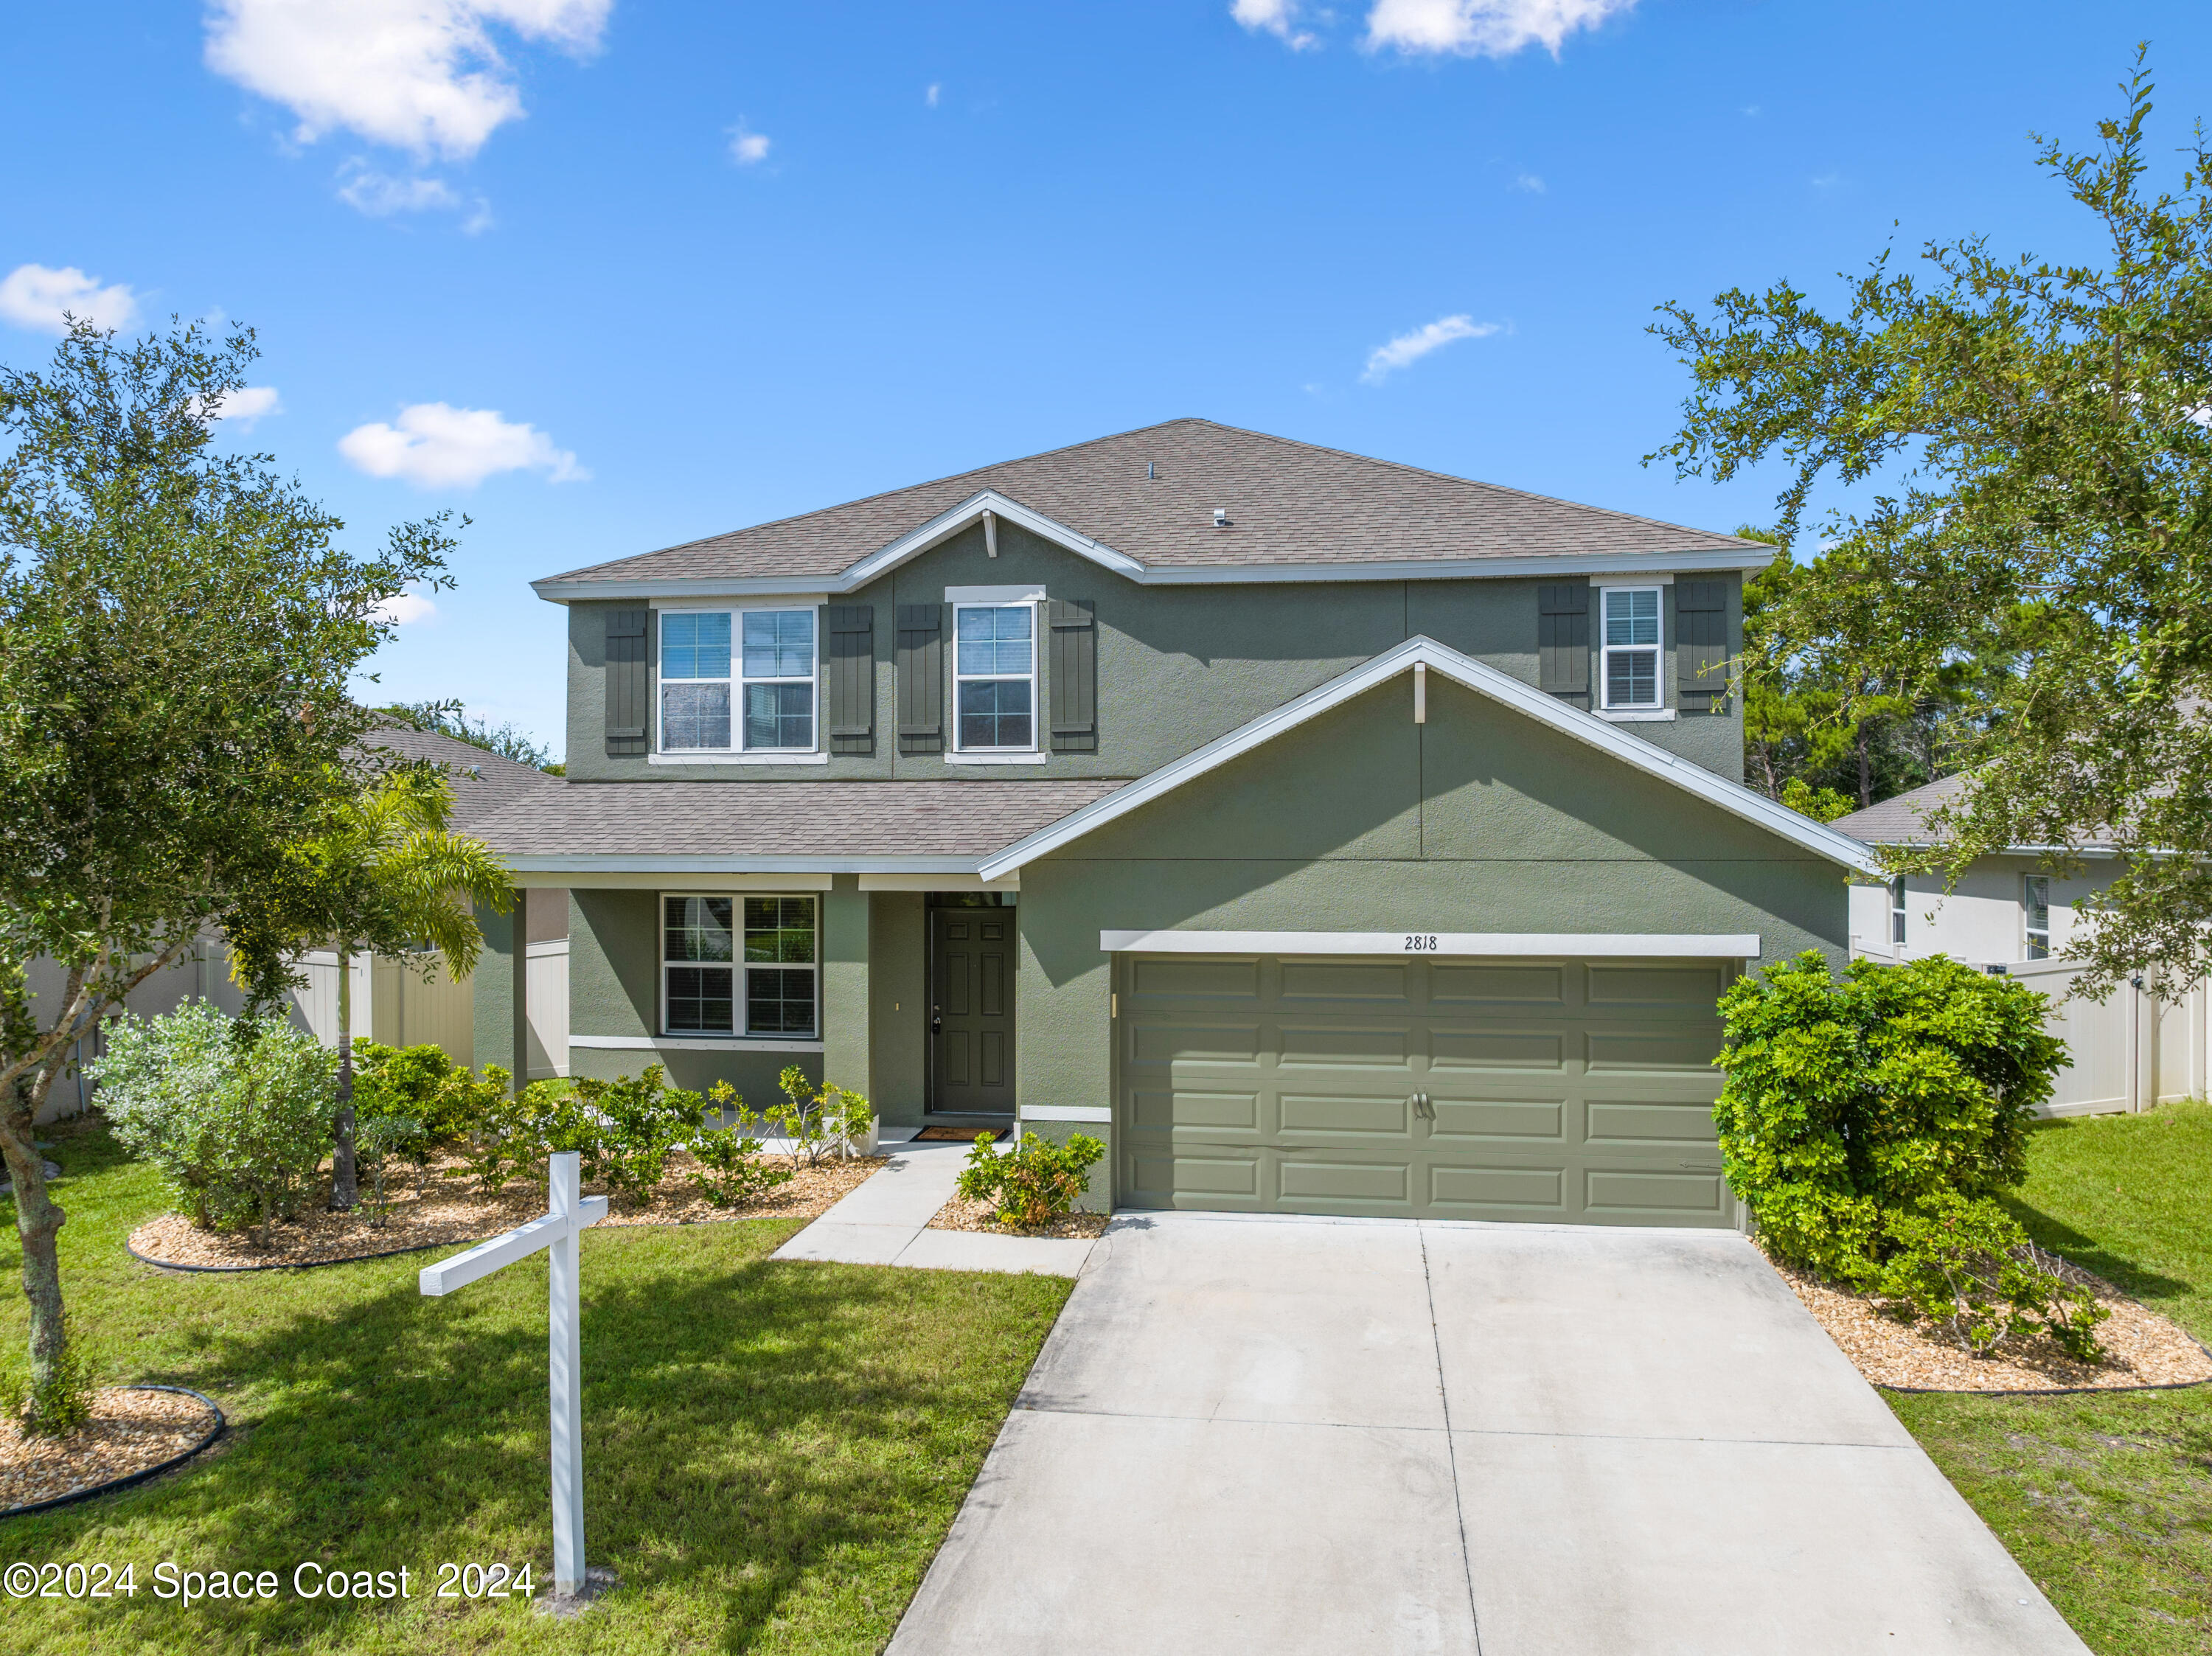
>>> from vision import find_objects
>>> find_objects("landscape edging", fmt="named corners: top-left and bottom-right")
top-left (1, 1385), bottom-right (226, 1519)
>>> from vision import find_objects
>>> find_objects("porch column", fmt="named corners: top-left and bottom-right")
top-left (822, 875), bottom-right (872, 1104)
top-left (472, 895), bottom-right (528, 1093)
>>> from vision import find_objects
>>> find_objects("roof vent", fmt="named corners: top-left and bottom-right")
top-left (1146, 461), bottom-right (1156, 480)
top-left (1212, 507), bottom-right (1230, 529)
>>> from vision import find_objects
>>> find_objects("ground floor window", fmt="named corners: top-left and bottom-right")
top-left (2024, 874), bottom-right (2051, 960)
top-left (662, 893), bottom-right (818, 1037)
top-left (1890, 875), bottom-right (1907, 947)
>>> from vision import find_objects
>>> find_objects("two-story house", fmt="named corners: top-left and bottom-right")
top-left (468, 419), bottom-right (1873, 1225)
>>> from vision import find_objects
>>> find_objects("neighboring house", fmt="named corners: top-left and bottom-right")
top-left (32, 724), bottom-right (560, 1119)
top-left (467, 417), bottom-right (1877, 1225)
top-left (1834, 775), bottom-right (2208, 1116)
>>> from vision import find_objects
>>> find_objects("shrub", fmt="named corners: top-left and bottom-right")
top-left (956, 1131), bottom-right (1105, 1229)
top-left (771, 1065), bottom-right (874, 1169)
top-left (355, 1114), bottom-right (422, 1227)
top-left (445, 1065), bottom-right (720, 1206)
top-left (0, 1316), bottom-right (96, 1439)
top-left (1715, 952), bottom-right (2106, 1357)
top-left (94, 1001), bottom-right (336, 1244)
top-left (686, 1084), bottom-right (795, 1208)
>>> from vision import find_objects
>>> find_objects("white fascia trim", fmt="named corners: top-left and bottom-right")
top-left (647, 751), bottom-right (830, 766)
top-left (650, 594), bottom-right (827, 610)
top-left (1100, 929), bottom-right (1761, 959)
top-left (531, 539), bottom-right (1773, 604)
top-left (572, 1034), bottom-right (826, 1054)
top-left (943, 751), bottom-right (1049, 766)
top-left (500, 855), bottom-right (994, 876)
top-left (857, 872), bottom-right (1020, 891)
top-left (978, 635), bottom-right (1882, 880)
top-left (946, 583), bottom-right (1046, 603)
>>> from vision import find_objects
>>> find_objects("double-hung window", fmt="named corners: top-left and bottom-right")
top-left (2024, 875), bottom-right (2051, 960)
top-left (1601, 587), bottom-right (1663, 710)
top-left (953, 603), bottom-right (1036, 751)
top-left (662, 894), bottom-right (818, 1038)
top-left (658, 608), bottom-right (817, 753)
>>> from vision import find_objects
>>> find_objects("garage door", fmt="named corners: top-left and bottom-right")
top-left (1116, 954), bottom-right (1735, 1227)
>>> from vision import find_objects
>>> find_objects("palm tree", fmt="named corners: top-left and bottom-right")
top-left (293, 765), bottom-right (513, 1209)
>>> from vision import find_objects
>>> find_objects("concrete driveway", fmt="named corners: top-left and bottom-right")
top-left (889, 1212), bottom-right (2087, 1656)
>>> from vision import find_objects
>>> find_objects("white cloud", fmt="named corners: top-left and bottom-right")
top-left (925, 82), bottom-right (941, 107)
top-left (204, 0), bottom-right (612, 161)
top-left (728, 124), bottom-right (771, 165)
top-left (1233, 0), bottom-right (1319, 49)
top-left (197, 385), bottom-right (284, 430)
top-left (338, 402), bottom-right (586, 488)
top-left (1512, 171), bottom-right (1545, 193)
top-left (1361, 313), bottom-right (1498, 383)
top-left (335, 161), bottom-right (493, 228)
top-left (0, 264), bottom-right (142, 334)
top-left (1364, 0), bottom-right (1635, 57)
top-left (374, 591), bottom-right (439, 624)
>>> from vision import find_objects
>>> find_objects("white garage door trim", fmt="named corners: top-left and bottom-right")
top-left (1100, 930), bottom-right (1759, 959)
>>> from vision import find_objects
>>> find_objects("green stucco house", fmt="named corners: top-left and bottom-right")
top-left (468, 419), bottom-right (1874, 1225)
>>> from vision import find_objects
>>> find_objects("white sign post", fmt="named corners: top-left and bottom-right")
top-left (420, 1150), bottom-right (608, 1601)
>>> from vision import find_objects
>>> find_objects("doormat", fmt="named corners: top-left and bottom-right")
top-left (914, 1126), bottom-right (1001, 1142)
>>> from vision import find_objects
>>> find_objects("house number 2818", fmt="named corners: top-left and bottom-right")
top-left (1403, 935), bottom-right (1439, 952)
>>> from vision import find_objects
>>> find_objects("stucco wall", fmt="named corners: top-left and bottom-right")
top-left (562, 521), bottom-right (1745, 785)
top-left (1848, 856), bottom-right (2120, 965)
top-left (1012, 672), bottom-right (1847, 1207)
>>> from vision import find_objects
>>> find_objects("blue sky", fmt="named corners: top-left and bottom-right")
top-left (5, 1), bottom-right (2206, 757)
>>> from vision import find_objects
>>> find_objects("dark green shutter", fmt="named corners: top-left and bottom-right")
top-left (605, 608), bottom-right (650, 756)
top-left (897, 604), bottom-right (943, 753)
top-left (1675, 580), bottom-right (1730, 709)
top-left (1537, 583), bottom-right (1590, 708)
top-left (824, 604), bottom-right (874, 755)
top-left (1048, 598), bottom-right (1096, 752)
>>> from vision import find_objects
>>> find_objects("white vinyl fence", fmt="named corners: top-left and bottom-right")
top-left (2008, 958), bottom-right (2206, 1118)
top-left (526, 938), bottom-right (571, 1081)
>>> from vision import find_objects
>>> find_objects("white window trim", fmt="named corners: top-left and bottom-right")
top-left (658, 890), bottom-right (821, 1041)
top-left (1596, 709), bottom-right (1675, 724)
top-left (2024, 874), bottom-right (2051, 960)
top-left (950, 598), bottom-right (1043, 756)
top-left (1596, 583), bottom-right (1666, 713)
top-left (1890, 875), bottom-right (1908, 947)
top-left (653, 605), bottom-right (823, 758)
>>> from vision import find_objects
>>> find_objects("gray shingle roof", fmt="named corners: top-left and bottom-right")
top-left (541, 418), bottom-right (1760, 587)
top-left (470, 779), bottom-right (1125, 860)
top-left (362, 726), bottom-right (562, 831)
top-left (1829, 775), bottom-right (1970, 845)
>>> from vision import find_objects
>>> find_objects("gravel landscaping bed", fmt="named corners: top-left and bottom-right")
top-left (1775, 1253), bottom-right (2212, 1393)
top-left (0, 1388), bottom-right (221, 1514)
top-left (128, 1151), bottom-right (888, 1270)
top-left (927, 1191), bottom-right (1111, 1239)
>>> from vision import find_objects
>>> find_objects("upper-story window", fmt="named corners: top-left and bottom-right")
top-left (2024, 874), bottom-right (2051, 960)
top-left (659, 608), bottom-right (816, 753)
top-left (953, 602), bottom-right (1036, 751)
top-left (1601, 587), bottom-right (1663, 709)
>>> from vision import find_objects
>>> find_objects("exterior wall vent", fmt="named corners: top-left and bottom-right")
top-left (1212, 508), bottom-right (1230, 528)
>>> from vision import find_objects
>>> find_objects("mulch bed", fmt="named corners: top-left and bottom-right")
top-left (1773, 1252), bottom-right (2212, 1393)
top-left (128, 1150), bottom-right (888, 1271)
top-left (1, 1387), bottom-right (222, 1514)
top-left (927, 1191), bottom-right (1110, 1240)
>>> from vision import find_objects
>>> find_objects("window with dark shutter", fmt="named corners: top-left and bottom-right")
top-left (896, 604), bottom-right (943, 753)
top-left (1675, 580), bottom-right (1731, 709)
top-left (1048, 598), bottom-right (1096, 752)
top-left (604, 608), bottom-right (650, 756)
top-left (1537, 583), bottom-right (1590, 708)
top-left (823, 605), bottom-right (874, 755)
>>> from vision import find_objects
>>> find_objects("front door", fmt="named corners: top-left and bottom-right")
top-left (930, 909), bottom-right (1017, 1116)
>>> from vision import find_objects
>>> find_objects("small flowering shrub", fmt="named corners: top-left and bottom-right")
top-left (956, 1131), bottom-right (1105, 1229)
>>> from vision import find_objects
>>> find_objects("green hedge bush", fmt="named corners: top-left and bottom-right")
top-left (956, 1131), bottom-right (1105, 1229)
top-left (1715, 952), bottom-right (2107, 1359)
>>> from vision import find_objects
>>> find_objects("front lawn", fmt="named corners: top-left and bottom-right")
top-left (1889, 1102), bottom-right (2212, 1656)
top-left (0, 1119), bottom-right (1070, 1655)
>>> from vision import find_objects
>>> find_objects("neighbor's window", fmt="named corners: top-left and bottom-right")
top-left (2024, 874), bottom-right (2051, 960)
top-left (658, 609), bottom-right (816, 752)
top-left (659, 612), bottom-right (732, 750)
top-left (1601, 587), bottom-right (1662, 709)
top-left (1890, 875), bottom-right (1907, 947)
top-left (661, 894), bottom-right (817, 1037)
top-left (953, 603), bottom-right (1036, 750)
top-left (740, 611), bottom-right (816, 751)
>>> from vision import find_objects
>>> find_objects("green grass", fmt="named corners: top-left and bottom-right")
top-left (1888, 1102), bottom-right (2212, 1656)
top-left (0, 1118), bottom-right (1071, 1654)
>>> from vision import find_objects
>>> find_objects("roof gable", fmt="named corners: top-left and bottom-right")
top-left (534, 419), bottom-right (1770, 598)
top-left (976, 637), bottom-right (1881, 880)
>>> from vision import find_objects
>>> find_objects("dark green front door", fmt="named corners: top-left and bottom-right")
top-left (1116, 954), bottom-right (1733, 1226)
top-left (931, 910), bottom-right (1016, 1115)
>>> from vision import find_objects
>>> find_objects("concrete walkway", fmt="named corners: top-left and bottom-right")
top-left (770, 1140), bottom-right (1095, 1278)
top-left (889, 1211), bottom-right (2089, 1656)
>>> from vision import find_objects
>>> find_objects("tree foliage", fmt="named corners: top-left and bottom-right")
top-left (379, 699), bottom-right (562, 773)
top-left (1652, 55), bottom-right (2212, 992)
top-left (0, 316), bottom-right (451, 1418)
